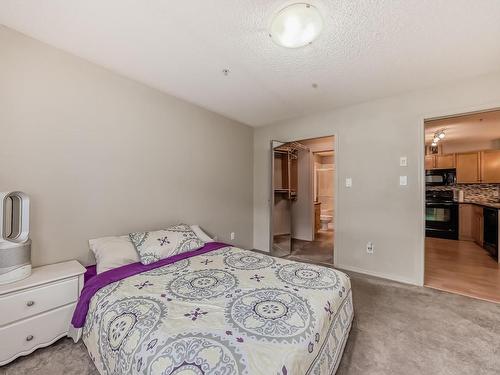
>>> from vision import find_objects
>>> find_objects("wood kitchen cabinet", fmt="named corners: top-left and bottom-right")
top-left (454, 150), bottom-right (500, 183)
top-left (425, 155), bottom-right (435, 170)
top-left (472, 205), bottom-right (484, 247)
top-left (459, 204), bottom-right (474, 241)
top-left (427, 149), bottom-right (500, 182)
top-left (456, 152), bottom-right (480, 183)
top-left (460, 203), bottom-right (484, 246)
top-left (425, 154), bottom-right (455, 170)
top-left (435, 154), bottom-right (455, 169)
top-left (480, 150), bottom-right (500, 183)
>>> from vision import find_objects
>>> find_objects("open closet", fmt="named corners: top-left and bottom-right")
top-left (271, 136), bottom-right (335, 263)
top-left (271, 141), bottom-right (303, 256)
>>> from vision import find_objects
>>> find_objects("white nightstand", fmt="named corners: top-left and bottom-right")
top-left (0, 260), bottom-right (86, 366)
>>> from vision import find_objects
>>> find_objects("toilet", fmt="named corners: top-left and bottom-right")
top-left (320, 214), bottom-right (333, 231)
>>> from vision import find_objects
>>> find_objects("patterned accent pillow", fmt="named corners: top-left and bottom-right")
top-left (129, 224), bottom-right (205, 265)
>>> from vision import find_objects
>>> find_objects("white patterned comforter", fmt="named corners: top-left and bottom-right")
top-left (82, 246), bottom-right (353, 375)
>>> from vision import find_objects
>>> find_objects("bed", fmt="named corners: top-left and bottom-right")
top-left (73, 242), bottom-right (353, 375)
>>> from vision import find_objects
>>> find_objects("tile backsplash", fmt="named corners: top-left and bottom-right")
top-left (458, 184), bottom-right (500, 202)
top-left (428, 184), bottom-right (500, 202)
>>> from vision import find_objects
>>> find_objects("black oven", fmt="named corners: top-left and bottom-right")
top-left (425, 190), bottom-right (458, 240)
top-left (425, 169), bottom-right (456, 186)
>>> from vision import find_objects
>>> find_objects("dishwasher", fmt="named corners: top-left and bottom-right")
top-left (483, 207), bottom-right (498, 260)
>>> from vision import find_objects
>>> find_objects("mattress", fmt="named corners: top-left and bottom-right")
top-left (79, 244), bottom-right (353, 374)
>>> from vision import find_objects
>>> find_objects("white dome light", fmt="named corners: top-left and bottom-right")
top-left (270, 3), bottom-right (323, 48)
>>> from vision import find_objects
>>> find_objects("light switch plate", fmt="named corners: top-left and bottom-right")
top-left (345, 177), bottom-right (352, 188)
top-left (400, 156), bottom-right (407, 167)
top-left (399, 176), bottom-right (408, 186)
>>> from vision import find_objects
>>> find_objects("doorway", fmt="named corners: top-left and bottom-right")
top-left (270, 136), bottom-right (335, 265)
top-left (423, 109), bottom-right (500, 303)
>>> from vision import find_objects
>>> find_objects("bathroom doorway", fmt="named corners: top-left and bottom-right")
top-left (270, 136), bottom-right (335, 265)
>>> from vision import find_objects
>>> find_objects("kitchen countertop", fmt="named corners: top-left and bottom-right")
top-left (459, 200), bottom-right (500, 209)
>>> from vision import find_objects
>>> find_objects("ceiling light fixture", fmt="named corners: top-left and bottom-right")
top-left (269, 3), bottom-right (323, 48)
top-left (429, 129), bottom-right (445, 146)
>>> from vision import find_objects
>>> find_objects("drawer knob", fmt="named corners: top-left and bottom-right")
top-left (26, 300), bottom-right (35, 307)
top-left (26, 335), bottom-right (34, 342)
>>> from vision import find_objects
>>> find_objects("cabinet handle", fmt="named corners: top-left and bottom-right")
top-left (26, 300), bottom-right (35, 307)
top-left (26, 335), bottom-right (34, 342)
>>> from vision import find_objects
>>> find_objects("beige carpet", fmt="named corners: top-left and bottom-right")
top-left (1, 272), bottom-right (499, 375)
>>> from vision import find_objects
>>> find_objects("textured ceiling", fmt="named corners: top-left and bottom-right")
top-left (425, 110), bottom-right (500, 145)
top-left (1, 1), bottom-right (500, 126)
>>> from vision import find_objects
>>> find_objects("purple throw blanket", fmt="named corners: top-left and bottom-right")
top-left (71, 242), bottom-right (230, 328)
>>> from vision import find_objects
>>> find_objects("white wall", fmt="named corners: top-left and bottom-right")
top-left (254, 71), bottom-right (500, 285)
top-left (0, 26), bottom-right (254, 267)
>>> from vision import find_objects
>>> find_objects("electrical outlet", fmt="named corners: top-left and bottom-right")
top-left (366, 242), bottom-right (374, 254)
top-left (230, 232), bottom-right (235, 240)
top-left (400, 156), bottom-right (408, 167)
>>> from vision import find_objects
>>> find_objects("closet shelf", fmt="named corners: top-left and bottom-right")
top-left (274, 189), bottom-right (296, 193)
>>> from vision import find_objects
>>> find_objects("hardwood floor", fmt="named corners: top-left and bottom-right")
top-left (425, 237), bottom-right (500, 303)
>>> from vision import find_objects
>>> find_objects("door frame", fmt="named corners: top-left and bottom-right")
top-left (269, 134), bottom-right (338, 264)
top-left (419, 105), bottom-right (500, 286)
top-left (310, 150), bottom-right (335, 240)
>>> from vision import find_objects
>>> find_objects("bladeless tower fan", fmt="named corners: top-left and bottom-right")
top-left (0, 191), bottom-right (31, 284)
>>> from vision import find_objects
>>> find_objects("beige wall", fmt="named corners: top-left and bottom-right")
top-left (442, 140), bottom-right (500, 154)
top-left (254, 71), bottom-right (500, 285)
top-left (0, 26), bottom-right (254, 266)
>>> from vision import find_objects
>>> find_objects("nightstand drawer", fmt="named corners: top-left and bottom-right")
top-left (0, 277), bottom-right (78, 326)
top-left (0, 303), bottom-right (75, 365)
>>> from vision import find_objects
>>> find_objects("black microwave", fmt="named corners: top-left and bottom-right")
top-left (425, 169), bottom-right (456, 186)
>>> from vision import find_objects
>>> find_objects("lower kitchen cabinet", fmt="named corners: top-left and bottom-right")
top-left (459, 203), bottom-right (484, 246)
top-left (459, 204), bottom-right (474, 241)
top-left (472, 205), bottom-right (484, 247)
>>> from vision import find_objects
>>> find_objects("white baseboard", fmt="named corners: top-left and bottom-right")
top-left (335, 263), bottom-right (420, 286)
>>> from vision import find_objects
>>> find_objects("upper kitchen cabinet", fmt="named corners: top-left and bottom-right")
top-left (425, 155), bottom-right (435, 170)
top-left (456, 152), bottom-right (480, 183)
top-left (435, 154), bottom-right (455, 169)
top-left (480, 150), bottom-right (500, 183)
top-left (425, 154), bottom-right (455, 170)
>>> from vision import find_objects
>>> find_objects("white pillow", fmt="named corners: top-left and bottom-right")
top-left (190, 225), bottom-right (215, 242)
top-left (129, 224), bottom-right (205, 265)
top-left (89, 235), bottom-right (140, 274)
